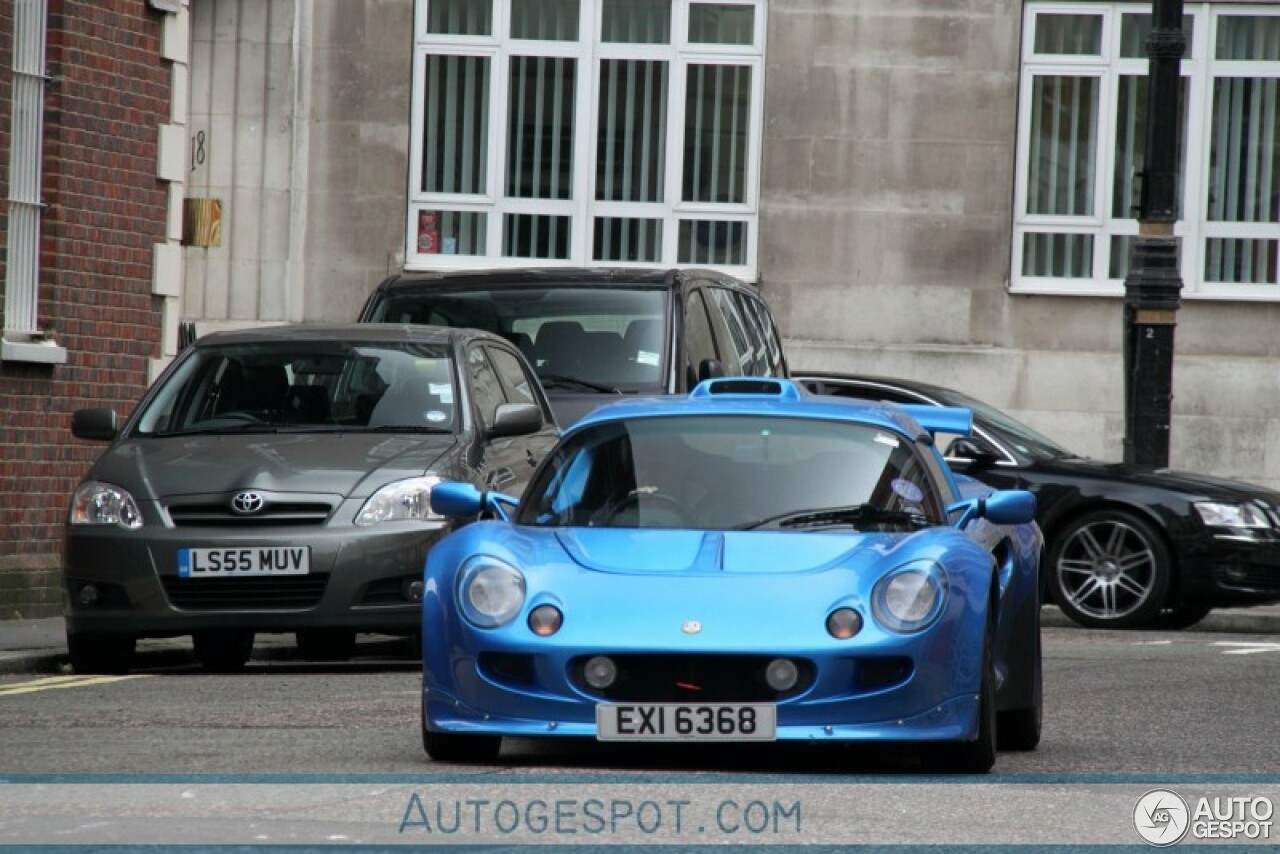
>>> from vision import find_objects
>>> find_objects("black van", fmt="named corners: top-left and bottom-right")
top-left (358, 268), bottom-right (788, 426)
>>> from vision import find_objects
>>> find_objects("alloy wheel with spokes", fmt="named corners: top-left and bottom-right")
top-left (1048, 509), bottom-right (1172, 629)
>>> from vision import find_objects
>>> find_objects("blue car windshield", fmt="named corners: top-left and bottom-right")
top-left (133, 341), bottom-right (458, 436)
top-left (517, 415), bottom-right (945, 530)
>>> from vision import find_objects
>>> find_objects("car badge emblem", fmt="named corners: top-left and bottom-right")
top-left (682, 620), bottom-right (702, 635)
top-left (230, 491), bottom-right (265, 515)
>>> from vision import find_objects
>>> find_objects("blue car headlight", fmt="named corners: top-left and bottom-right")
top-left (457, 556), bottom-right (526, 628)
top-left (872, 560), bottom-right (947, 633)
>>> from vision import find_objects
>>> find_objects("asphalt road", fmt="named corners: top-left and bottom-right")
top-left (1, 626), bottom-right (1279, 846)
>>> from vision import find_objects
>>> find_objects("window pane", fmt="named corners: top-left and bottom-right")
top-left (597, 59), bottom-right (668, 202)
top-left (422, 55), bottom-right (490, 194)
top-left (416, 210), bottom-right (487, 256)
top-left (1112, 76), bottom-right (1188, 219)
top-left (1026, 75), bottom-right (1099, 216)
top-left (1205, 238), bottom-right (1278, 284)
top-left (1207, 78), bottom-right (1280, 223)
top-left (1216, 16), bottom-right (1280, 61)
top-left (511, 0), bottom-right (579, 41)
top-left (689, 4), bottom-right (754, 46)
top-left (1119, 13), bottom-right (1192, 59)
top-left (593, 217), bottom-right (663, 262)
top-left (679, 220), bottom-right (746, 265)
top-left (1033, 14), bottom-right (1102, 56)
top-left (504, 213), bottom-right (572, 259)
top-left (427, 0), bottom-right (492, 36)
top-left (683, 64), bottom-right (751, 204)
top-left (1022, 233), bottom-right (1093, 278)
top-left (602, 0), bottom-right (671, 44)
top-left (1110, 235), bottom-right (1184, 280)
top-left (507, 56), bottom-right (577, 200)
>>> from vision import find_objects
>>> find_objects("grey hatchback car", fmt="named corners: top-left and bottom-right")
top-left (63, 324), bottom-right (558, 673)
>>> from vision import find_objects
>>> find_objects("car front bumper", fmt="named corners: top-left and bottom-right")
top-left (1176, 530), bottom-right (1280, 606)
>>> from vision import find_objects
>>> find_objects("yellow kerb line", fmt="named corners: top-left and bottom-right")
top-left (0, 675), bottom-right (149, 696)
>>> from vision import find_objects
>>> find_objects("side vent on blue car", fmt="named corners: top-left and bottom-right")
top-left (690, 378), bottom-right (803, 399)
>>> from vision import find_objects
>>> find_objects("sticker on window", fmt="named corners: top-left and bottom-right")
top-left (426, 410), bottom-right (448, 423)
top-left (636, 350), bottom-right (660, 367)
top-left (891, 478), bottom-right (924, 504)
top-left (429, 383), bottom-right (453, 404)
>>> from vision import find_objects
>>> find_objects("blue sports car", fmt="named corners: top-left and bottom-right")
top-left (421, 378), bottom-right (1043, 773)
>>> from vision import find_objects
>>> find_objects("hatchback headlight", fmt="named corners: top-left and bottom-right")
top-left (1194, 501), bottom-right (1273, 529)
top-left (355, 476), bottom-right (444, 526)
top-left (457, 556), bottom-right (526, 628)
top-left (872, 560), bottom-right (947, 633)
top-left (70, 481), bottom-right (142, 529)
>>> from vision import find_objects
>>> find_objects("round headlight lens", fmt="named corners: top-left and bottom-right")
top-left (872, 563), bottom-right (946, 633)
top-left (457, 557), bottom-right (525, 628)
top-left (70, 481), bottom-right (142, 529)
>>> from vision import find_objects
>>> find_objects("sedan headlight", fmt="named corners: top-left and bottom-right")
top-left (1194, 501), bottom-right (1273, 529)
top-left (355, 476), bottom-right (444, 526)
top-left (70, 481), bottom-right (142, 529)
top-left (457, 556), bottom-right (526, 628)
top-left (872, 560), bottom-right (947, 633)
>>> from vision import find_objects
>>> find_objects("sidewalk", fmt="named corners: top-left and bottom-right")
top-left (1, 605), bottom-right (1277, 676)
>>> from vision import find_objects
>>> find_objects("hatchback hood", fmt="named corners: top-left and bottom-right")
top-left (89, 432), bottom-right (458, 500)
top-left (554, 528), bottom-right (895, 574)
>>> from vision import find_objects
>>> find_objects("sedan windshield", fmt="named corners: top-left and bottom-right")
top-left (517, 415), bottom-right (944, 531)
top-left (368, 286), bottom-right (668, 393)
top-left (133, 341), bottom-right (458, 436)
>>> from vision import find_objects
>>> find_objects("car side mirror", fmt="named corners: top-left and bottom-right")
top-left (697, 358), bottom-right (725, 382)
top-left (71, 408), bottom-right (119, 441)
top-left (487, 402), bottom-right (543, 439)
top-left (431, 482), bottom-right (518, 522)
top-left (946, 437), bottom-right (1002, 468)
top-left (947, 490), bottom-right (1036, 527)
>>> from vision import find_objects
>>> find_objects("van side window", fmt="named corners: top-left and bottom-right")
top-left (467, 347), bottom-right (507, 429)
top-left (741, 294), bottom-right (785, 377)
top-left (684, 289), bottom-right (719, 386)
top-left (710, 287), bottom-right (758, 375)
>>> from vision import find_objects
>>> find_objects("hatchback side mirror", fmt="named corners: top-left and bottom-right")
top-left (71, 408), bottom-right (119, 441)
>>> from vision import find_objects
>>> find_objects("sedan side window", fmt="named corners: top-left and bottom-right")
top-left (709, 287), bottom-right (758, 375)
top-left (467, 347), bottom-right (506, 430)
top-left (683, 289), bottom-right (719, 386)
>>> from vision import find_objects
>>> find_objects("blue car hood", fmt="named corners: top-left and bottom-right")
top-left (553, 528), bottom-right (895, 574)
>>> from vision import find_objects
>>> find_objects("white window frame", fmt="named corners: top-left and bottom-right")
top-left (407, 0), bottom-right (766, 280)
top-left (1013, 2), bottom-right (1280, 300)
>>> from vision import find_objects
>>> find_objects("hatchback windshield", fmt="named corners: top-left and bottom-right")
top-left (134, 341), bottom-right (457, 436)
top-left (366, 286), bottom-right (667, 393)
top-left (517, 416), bottom-right (944, 531)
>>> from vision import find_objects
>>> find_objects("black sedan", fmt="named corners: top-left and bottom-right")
top-left (64, 324), bottom-right (558, 673)
top-left (796, 372), bottom-right (1280, 630)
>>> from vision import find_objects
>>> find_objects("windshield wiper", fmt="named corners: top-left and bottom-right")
top-left (538, 374), bottom-right (622, 394)
top-left (364, 424), bottom-right (454, 434)
top-left (160, 424), bottom-right (280, 437)
top-left (736, 503), bottom-right (934, 531)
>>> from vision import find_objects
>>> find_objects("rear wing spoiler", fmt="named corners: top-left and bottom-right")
top-left (899, 404), bottom-right (972, 439)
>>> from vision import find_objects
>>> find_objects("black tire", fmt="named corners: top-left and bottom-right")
top-left (67, 632), bottom-right (136, 675)
top-left (997, 621), bottom-right (1042, 751)
top-left (192, 630), bottom-right (255, 673)
top-left (295, 630), bottom-right (357, 662)
top-left (929, 624), bottom-right (997, 774)
top-left (1047, 509), bottom-right (1172, 629)
top-left (1147, 603), bottom-right (1212, 630)
top-left (422, 728), bottom-right (502, 763)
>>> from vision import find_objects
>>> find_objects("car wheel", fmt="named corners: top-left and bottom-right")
top-left (1048, 509), bottom-right (1172, 629)
top-left (192, 630), bottom-right (255, 673)
top-left (928, 622), bottom-right (997, 774)
top-left (295, 630), bottom-right (357, 662)
top-left (66, 632), bottom-right (136, 675)
top-left (997, 622), bottom-right (1042, 751)
top-left (1148, 603), bottom-right (1213, 631)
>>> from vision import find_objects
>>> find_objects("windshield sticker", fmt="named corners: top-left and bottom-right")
top-left (873, 433), bottom-right (900, 448)
top-left (429, 383), bottom-right (453, 403)
top-left (426, 410), bottom-right (448, 423)
top-left (636, 350), bottom-right (660, 366)
top-left (891, 478), bottom-right (924, 504)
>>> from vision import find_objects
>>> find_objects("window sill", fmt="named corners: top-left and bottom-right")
top-left (2, 338), bottom-right (68, 364)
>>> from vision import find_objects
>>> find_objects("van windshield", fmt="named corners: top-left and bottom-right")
top-left (367, 286), bottom-right (668, 393)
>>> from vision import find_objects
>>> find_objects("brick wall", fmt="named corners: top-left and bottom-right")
top-left (0, 1), bottom-right (170, 618)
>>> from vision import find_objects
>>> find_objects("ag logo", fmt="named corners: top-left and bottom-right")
top-left (1133, 789), bottom-right (1190, 846)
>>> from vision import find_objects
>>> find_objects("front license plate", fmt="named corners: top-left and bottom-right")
top-left (177, 547), bottom-right (310, 577)
top-left (596, 703), bottom-right (776, 742)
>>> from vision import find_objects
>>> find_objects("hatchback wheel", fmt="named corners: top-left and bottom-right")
top-left (67, 632), bottom-right (136, 675)
top-left (295, 630), bottom-right (357, 662)
top-left (1048, 510), bottom-right (1171, 629)
top-left (192, 630), bottom-right (255, 673)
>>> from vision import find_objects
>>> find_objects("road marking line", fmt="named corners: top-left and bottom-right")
top-left (1213, 641), bottom-right (1280, 655)
top-left (1133, 640), bottom-right (1174, 645)
top-left (0, 675), bottom-right (149, 696)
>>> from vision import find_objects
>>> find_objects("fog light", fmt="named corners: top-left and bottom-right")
top-left (764, 657), bottom-right (799, 692)
top-left (76, 584), bottom-right (99, 606)
top-left (583, 655), bottom-right (617, 689)
top-left (528, 604), bottom-right (562, 636)
top-left (403, 579), bottom-right (425, 602)
top-left (826, 607), bottom-right (863, 640)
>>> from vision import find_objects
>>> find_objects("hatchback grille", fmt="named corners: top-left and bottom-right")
top-left (570, 654), bottom-right (815, 702)
top-left (167, 501), bottom-right (334, 527)
top-left (161, 575), bottom-right (329, 610)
